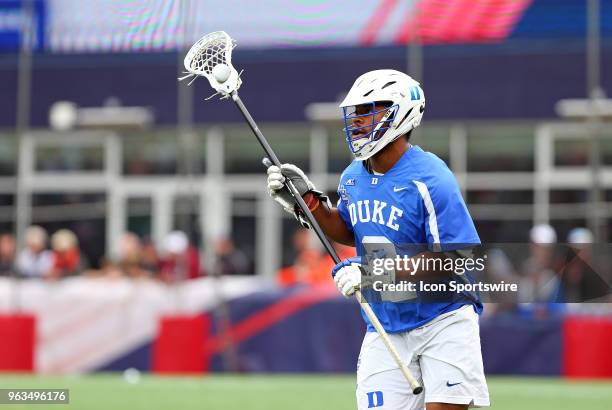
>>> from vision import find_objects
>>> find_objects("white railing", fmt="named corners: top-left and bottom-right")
top-left (1, 120), bottom-right (611, 275)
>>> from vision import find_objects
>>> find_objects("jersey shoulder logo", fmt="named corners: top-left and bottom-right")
top-left (393, 186), bottom-right (408, 192)
top-left (346, 178), bottom-right (356, 186)
top-left (338, 185), bottom-right (349, 205)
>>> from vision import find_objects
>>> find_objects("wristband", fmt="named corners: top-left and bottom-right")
top-left (303, 192), bottom-right (320, 212)
top-left (309, 198), bottom-right (321, 212)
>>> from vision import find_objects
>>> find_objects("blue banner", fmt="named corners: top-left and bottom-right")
top-left (0, 0), bottom-right (45, 52)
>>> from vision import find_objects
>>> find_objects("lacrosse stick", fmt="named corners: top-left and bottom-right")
top-left (180, 31), bottom-right (422, 395)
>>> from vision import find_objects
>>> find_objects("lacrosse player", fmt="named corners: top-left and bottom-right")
top-left (266, 70), bottom-right (489, 409)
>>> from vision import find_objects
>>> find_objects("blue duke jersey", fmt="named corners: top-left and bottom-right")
top-left (336, 145), bottom-right (483, 333)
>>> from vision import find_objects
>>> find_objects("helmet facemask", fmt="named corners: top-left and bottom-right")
top-left (342, 101), bottom-right (398, 157)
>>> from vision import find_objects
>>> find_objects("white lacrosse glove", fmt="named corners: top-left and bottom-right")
top-left (331, 257), bottom-right (370, 298)
top-left (265, 160), bottom-right (330, 228)
top-left (267, 163), bottom-right (314, 212)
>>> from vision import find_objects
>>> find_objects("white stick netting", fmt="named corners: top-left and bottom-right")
top-left (180, 31), bottom-right (242, 97)
top-left (186, 32), bottom-right (234, 76)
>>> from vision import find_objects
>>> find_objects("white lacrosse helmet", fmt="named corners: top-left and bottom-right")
top-left (339, 69), bottom-right (425, 160)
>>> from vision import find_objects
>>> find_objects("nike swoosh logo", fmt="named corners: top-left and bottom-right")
top-left (393, 186), bottom-right (408, 192)
top-left (446, 381), bottom-right (462, 387)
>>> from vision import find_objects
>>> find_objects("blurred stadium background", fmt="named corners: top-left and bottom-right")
top-left (0, 0), bottom-right (611, 409)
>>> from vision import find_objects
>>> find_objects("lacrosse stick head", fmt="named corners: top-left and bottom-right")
top-left (183, 31), bottom-right (242, 96)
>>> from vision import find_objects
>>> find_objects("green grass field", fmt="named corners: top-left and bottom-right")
top-left (0, 373), bottom-right (611, 410)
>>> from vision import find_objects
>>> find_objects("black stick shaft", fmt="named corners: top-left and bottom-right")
top-left (231, 92), bottom-right (341, 264)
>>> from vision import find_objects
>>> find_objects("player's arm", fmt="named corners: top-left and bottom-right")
top-left (306, 195), bottom-right (354, 246)
top-left (394, 249), bottom-right (478, 281)
top-left (265, 162), bottom-right (354, 246)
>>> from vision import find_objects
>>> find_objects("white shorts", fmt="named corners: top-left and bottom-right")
top-left (356, 305), bottom-right (490, 409)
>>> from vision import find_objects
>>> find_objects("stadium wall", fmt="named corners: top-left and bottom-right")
top-left (0, 314), bottom-right (35, 372)
top-left (1, 278), bottom-right (611, 378)
top-left (0, 44), bottom-right (611, 128)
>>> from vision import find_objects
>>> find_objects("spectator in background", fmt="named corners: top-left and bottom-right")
top-left (16, 225), bottom-right (53, 278)
top-left (213, 237), bottom-right (249, 276)
top-left (89, 257), bottom-right (123, 278)
top-left (117, 232), bottom-right (154, 278)
top-left (480, 247), bottom-right (520, 316)
top-left (310, 242), bottom-right (356, 287)
top-left (562, 228), bottom-right (610, 302)
top-left (0, 233), bottom-right (16, 276)
top-left (90, 232), bottom-right (153, 279)
top-left (520, 224), bottom-right (560, 299)
top-left (47, 229), bottom-right (88, 279)
top-left (159, 231), bottom-right (200, 282)
top-left (276, 230), bottom-right (354, 287)
top-left (140, 238), bottom-right (160, 274)
top-left (518, 224), bottom-right (563, 317)
top-left (277, 230), bottom-right (321, 287)
top-left (567, 227), bottom-right (593, 245)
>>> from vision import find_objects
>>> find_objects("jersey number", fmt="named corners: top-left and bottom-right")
top-left (362, 236), bottom-right (416, 302)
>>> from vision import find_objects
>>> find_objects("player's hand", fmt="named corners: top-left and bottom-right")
top-left (266, 161), bottom-right (315, 214)
top-left (331, 257), bottom-right (364, 298)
